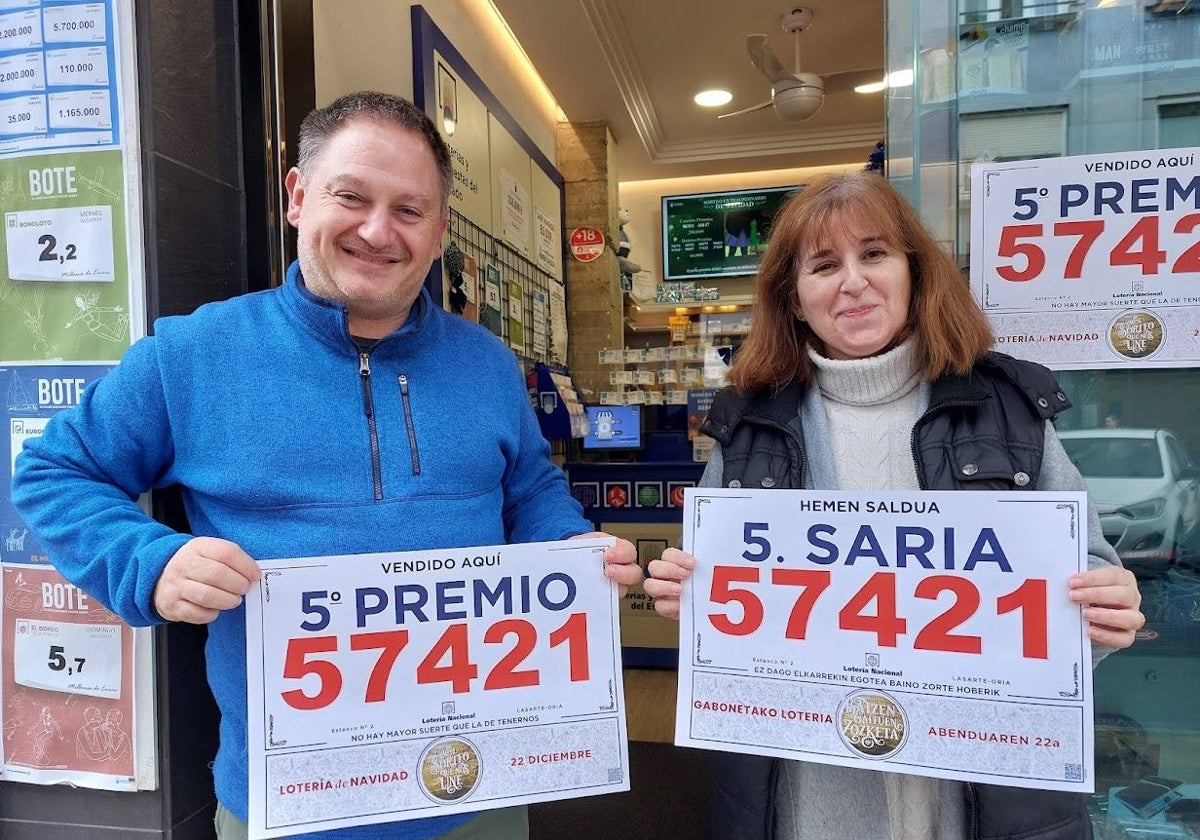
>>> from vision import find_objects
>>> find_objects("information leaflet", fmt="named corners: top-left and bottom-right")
top-left (246, 539), bottom-right (629, 839)
top-left (969, 148), bottom-right (1200, 369)
top-left (676, 488), bottom-right (1095, 792)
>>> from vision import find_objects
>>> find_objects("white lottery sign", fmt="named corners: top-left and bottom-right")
top-left (5, 205), bottom-right (115, 281)
top-left (0, 93), bottom-right (46, 136)
top-left (246, 539), bottom-right (629, 839)
top-left (0, 8), bottom-right (41, 51)
top-left (0, 51), bottom-right (45, 95)
top-left (12, 618), bottom-right (123, 698)
top-left (970, 148), bottom-right (1200, 369)
top-left (48, 88), bottom-right (112, 131)
top-left (676, 488), bottom-right (1095, 793)
top-left (41, 2), bottom-right (106, 43)
top-left (45, 46), bottom-right (109, 87)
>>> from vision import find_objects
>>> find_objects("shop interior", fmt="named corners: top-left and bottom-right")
top-left (296, 2), bottom-right (1200, 838)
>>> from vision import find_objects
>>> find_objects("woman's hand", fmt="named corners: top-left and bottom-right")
top-left (1069, 565), bottom-right (1144, 649)
top-left (643, 548), bottom-right (696, 620)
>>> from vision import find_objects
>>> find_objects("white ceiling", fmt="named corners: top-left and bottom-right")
top-left (492, 0), bottom-right (887, 182)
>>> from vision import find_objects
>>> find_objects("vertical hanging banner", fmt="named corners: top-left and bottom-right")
top-left (506, 277), bottom-right (525, 356)
top-left (970, 148), bottom-right (1200, 369)
top-left (1, 364), bottom-right (113, 565)
top-left (1, 364), bottom-right (139, 790)
top-left (481, 263), bottom-right (503, 337)
top-left (1, 149), bottom-right (130, 360)
top-left (1, 564), bottom-right (136, 789)
top-left (0, 0), bottom-right (154, 791)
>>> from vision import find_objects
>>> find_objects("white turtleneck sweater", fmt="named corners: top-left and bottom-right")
top-left (809, 339), bottom-right (924, 494)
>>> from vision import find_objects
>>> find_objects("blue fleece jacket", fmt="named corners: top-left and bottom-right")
top-left (11, 262), bottom-right (592, 839)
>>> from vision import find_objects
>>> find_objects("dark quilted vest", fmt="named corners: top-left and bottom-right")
top-left (698, 352), bottom-right (1091, 840)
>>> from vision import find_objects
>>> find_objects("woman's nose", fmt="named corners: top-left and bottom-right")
top-left (839, 261), bottom-right (869, 292)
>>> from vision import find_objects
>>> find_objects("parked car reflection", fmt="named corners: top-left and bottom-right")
top-left (1059, 428), bottom-right (1200, 566)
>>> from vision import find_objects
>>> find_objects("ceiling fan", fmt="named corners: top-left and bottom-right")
top-left (719, 7), bottom-right (880, 123)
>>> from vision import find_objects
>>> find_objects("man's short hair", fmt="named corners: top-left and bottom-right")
top-left (296, 91), bottom-right (452, 213)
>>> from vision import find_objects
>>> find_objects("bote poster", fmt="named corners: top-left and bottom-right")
top-left (970, 147), bottom-right (1200, 369)
top-left (2, 564), bottom-right (137, 788)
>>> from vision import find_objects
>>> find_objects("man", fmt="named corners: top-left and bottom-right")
top-left (12, 91), bottom-right (641, 840)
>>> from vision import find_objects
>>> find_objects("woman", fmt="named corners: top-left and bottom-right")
top-left (643, 172), bottom-right (1143, 840)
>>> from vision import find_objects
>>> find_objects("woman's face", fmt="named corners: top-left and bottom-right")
top-left (793, 223), bottom-right (912, 361)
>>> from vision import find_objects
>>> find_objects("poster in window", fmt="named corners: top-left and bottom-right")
top-left (970, 148), bottom-right (1200, 369)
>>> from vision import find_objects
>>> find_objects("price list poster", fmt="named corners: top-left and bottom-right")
top-left (970, 147), bottom-right (1200, 369)
top-left (0, 0), bottom-right (152, 791)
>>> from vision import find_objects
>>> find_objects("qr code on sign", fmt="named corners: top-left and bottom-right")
top-left (608, 767), bottom-right (623, 783)
top-left (1064, 763), bottom-right (1083, 781)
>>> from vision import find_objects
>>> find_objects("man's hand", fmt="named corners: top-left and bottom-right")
top-left (571, 531), bottom-right (643, 597)
top-left (152, 537), bottom-right (261, 624)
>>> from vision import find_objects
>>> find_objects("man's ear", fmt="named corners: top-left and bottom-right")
top-left (284, 168), bottom-right (304, 228)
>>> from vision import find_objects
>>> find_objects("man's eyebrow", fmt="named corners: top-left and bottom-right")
top-left (323, 174), bottom-right (367, 191)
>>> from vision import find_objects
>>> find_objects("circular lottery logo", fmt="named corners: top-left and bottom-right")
top-left (637, 484), bottom-right (661, 507)
top-left (418, 737), bottom-right (481, 803)
top-left (1107, 309), bottom-right (1164, 361)
top-left (836, 690), bottom-right (908, 759)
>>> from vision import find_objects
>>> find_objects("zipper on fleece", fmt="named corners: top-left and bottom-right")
top-left (397, 374), bottom-right (421, 476)
top-left (359, 351), bottom-right (384, 500)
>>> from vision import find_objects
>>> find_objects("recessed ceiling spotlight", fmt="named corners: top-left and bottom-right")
top-left (694, 89), bottom-right (733, 108)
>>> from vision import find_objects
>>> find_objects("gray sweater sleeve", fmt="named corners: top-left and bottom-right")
top-left (699, 446), bottom-right (725, 488)
top-left (1039, 420), bottom-right (1124, 666)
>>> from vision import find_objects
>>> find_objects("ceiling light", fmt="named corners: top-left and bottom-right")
top-left (854, 69), bottom-right (915, 95)
top-left (694, 89), bottom-right (733, 108)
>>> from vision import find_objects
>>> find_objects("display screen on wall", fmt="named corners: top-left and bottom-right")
top-left (662, 185), bottom-right (798, 280)
top-left (582, 405), bottom-right (641, 450)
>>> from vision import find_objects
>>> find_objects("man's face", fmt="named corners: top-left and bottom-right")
top-left (285, 118), bottom-right (448, 338)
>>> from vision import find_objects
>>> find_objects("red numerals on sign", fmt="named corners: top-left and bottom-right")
top-left (417, 623), bottom-right (478, 693)
top-left (281, 635), bottom-right (343, 711)
top-left (1053, 220), bottom-right (1104, 279)
top-left (1109, 217), bottom-right (1166, 275)
top-left (281, 613), bottom-right (590, 711)
top-left (707, 566), bottom-right (1049, 659)
top-left (997, 578), bottom-right (1049, 659)
top-left (483, 619), bottom-right (539, 690)
top-left (1175, 215), bottom-right (1200, 272)
top-left (773, 569), bottom-right (831, 640)
top-left (550, 612), bottom-right (590, 682)
top-left (996, 214), bottom-right (1200, 281)
top-left (350, 629), bottom-right (410, 702)
top-left (838, 572), bottom-right (907, 647)
top-left (995, 224), bottom-right (1045, 282)
top-left (913, 575), bottom-right (981, 655)
top-left (708, 566), bottom-right (764, 636)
